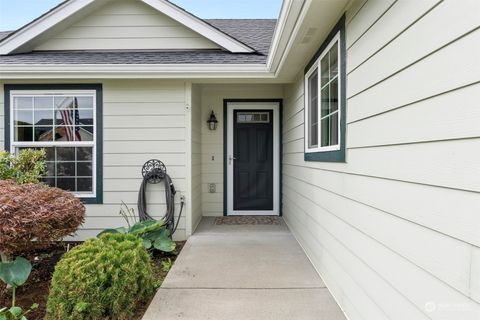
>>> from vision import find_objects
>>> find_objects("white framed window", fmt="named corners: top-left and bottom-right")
top-left (9, 90), bottom-right (97, 198)
top-left (305, 32), bottom-right (341, 153)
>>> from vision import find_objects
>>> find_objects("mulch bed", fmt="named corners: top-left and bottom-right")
top-left (0, 241), bottom-right (185, 320)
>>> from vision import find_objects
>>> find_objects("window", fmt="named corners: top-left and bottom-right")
top-left (304, 15), bottom-right (345, 162)
top-left (237, 112), bottom-right (270, 123)
top-left (5, 84), bottom-right (103, 203)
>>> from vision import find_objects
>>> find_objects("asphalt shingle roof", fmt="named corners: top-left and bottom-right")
top-left (207, 19), bottom-right (276, 55)
top-left (0, 19), bottom-right (277, 65)
top-left (0, 31), bottom-right (13, 42)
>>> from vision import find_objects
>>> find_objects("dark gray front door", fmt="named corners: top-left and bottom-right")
top-left (233, 110), bottom-right (273, 211)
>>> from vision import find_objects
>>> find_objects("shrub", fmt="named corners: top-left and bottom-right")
top-left (0, 180), bottom-right (85, 258)
top-left (98, 217), bottom-right (176, 253)
top-left (46, 234), bottom-right (155, 320)
top-left (0, 149), bottom-right (46, 184)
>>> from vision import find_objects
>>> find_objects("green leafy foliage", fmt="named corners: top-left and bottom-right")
top-left (98, 218), bottom-right (176, 254)
top-left (161, 258), bottom-right (173, 272)
top-left (0, 149), bottom-right (46, 184)
top-left (45, 233), bottom-right (155, 320)
top-left (0, 257), bottom-right (37, 320)
top-left (0, 304), bottom-right (38, 320)
top-left (0, 257), bottom-right (32, 287)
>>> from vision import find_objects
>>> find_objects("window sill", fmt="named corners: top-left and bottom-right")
top-left (304, 149), bottom-right (345, 162)
top-left (80, 196), bottom-right (102, 205)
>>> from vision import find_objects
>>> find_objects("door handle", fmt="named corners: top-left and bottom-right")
top-left (229, 155), bottom-right (237, 165)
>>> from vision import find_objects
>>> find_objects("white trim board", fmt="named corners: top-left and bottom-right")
top-left (226, 102), bottom-right (280, 216)
top-left (142, 0), bottom-right (254, 53)
top-left (0, 0), bottom-right (255, 55)
top-left (9, 89), bottom-right (98, 199)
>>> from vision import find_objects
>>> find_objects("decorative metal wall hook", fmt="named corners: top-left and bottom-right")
top-left (142, 159), bottom-right (167, 184)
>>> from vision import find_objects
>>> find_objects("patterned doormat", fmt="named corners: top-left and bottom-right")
top-left (214, 216), bottom-right (281, 225)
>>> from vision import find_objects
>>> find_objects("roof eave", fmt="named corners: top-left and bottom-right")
top-left (0, 0), bottom-right (97, 55)
top-left (0, 63), bottom-right (273, 79)
top-left (143, 0), bottom-right (256, 53)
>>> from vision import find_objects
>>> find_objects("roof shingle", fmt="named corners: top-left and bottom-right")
top-left (0, 19), bottom-right (276, 65)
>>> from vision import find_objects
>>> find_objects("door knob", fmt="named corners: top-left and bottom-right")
top-left (229, 155), bottom-right (237, 165)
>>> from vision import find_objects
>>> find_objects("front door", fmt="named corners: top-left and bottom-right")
top-left (226, 103), bottom-right (280, 215)
top-left (233, 110), bottom-right (273, 210)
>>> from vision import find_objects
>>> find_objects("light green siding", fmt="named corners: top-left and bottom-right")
top-left (34, 0), bottom-right (219, 51)
top-left (282, 0), bottom-right (480, 319)
top-left (198, 84), bottom-right (284, 217)
top-left (0, 79), bottom-right (189, 241)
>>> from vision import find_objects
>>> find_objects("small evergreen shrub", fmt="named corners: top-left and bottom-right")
top-left (0, 149), bottom-right (46, 184)
top-left (46, 233), bottom-right (155, 320)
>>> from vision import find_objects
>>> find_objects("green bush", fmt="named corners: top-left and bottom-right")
top-left (45, 234), bottom-right (155, 320)
top-left (0, 149), bottom-right (46, 184)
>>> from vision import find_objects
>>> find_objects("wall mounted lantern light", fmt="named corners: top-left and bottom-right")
top-left (207, 111), bottom-right (218, 130)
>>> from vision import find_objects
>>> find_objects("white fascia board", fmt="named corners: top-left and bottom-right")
top-left (141, 0), bottom-right (255, 53)
top-left (0, 64), bottom-right (273, 79)
top-left (0, 0), bottom-right (97, 55)
top-left (267, 0), bottom-right (307, 74)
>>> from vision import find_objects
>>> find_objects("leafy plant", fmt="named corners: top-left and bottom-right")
top-left (0, 257), bottom-right (31, 306)
top-left (118, 201), bottom-right (137, 228)
top-left (0, 180), bottom-right (85, 260)
top-left (45, 233), bottom-right (155, 320)
top-left (0, 304), bottom-right (38, 320)
top-left (0, 149), bottom-right (46, 184)
top-left (0, 257), bottom-right (38, 320)
top-left (161, 258), bottom-right (173, 272)
top-left (98, 204), bottom-right (176, 253)
top-left (0, 151), bottom-right (15, 182)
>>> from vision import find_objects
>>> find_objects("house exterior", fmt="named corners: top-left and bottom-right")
top-left (1, 0), bottom-right (479, 319)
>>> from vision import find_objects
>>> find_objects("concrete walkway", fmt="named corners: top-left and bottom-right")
top-left (143, 217), bottom-right (346, 320)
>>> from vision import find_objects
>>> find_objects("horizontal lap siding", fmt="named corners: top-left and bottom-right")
top-left (0, 80), bottom-right (188, 241)
top-left (35, 0), bottom-right (219, 51)
top-left (0, 85), bottom-right (3, 150)
top-left (92, 80), bottom-right (188, 241)
top-left (199, 85), bottom-right (283, 217)
top-left (282, 1), bottom-right (480, 319)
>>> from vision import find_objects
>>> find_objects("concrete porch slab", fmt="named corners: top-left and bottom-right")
top-left (143, 217), bottom-right (346, 320)
top-left (162, 229), bottom-right (324, 288)
top-left (142, 288), bottom-right (346, 320)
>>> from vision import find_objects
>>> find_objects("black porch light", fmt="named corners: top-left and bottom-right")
top-left (207, 111), bottom-right (218, 130)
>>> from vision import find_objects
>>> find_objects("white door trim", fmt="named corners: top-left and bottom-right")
top-left (226, 102), bottom-right (280, 216)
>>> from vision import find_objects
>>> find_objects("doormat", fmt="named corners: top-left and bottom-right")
top-left (214, 216), bottom-right (281, 225)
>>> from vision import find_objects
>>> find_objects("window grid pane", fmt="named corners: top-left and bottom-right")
top-left (318, 41), bottom-right (340, 148)
top-left (308, 70), bottom-right (319, 148)
top-left (16, 146), bottom-right (93, 193)
top-left (12, 92), bottom-right (95, 195)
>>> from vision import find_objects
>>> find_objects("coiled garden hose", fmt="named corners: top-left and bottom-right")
top-left (137, 159), bottom-right (184, 236)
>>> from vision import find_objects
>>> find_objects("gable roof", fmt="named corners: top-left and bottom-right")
top-left (0, 0), bottom-right (256, 55)
top-left (207, 19), bottom-right (277, 55)
top-left (0, 31), bottom-right (13, 42)
top-left (0, 19), bottom-right (276, 65)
